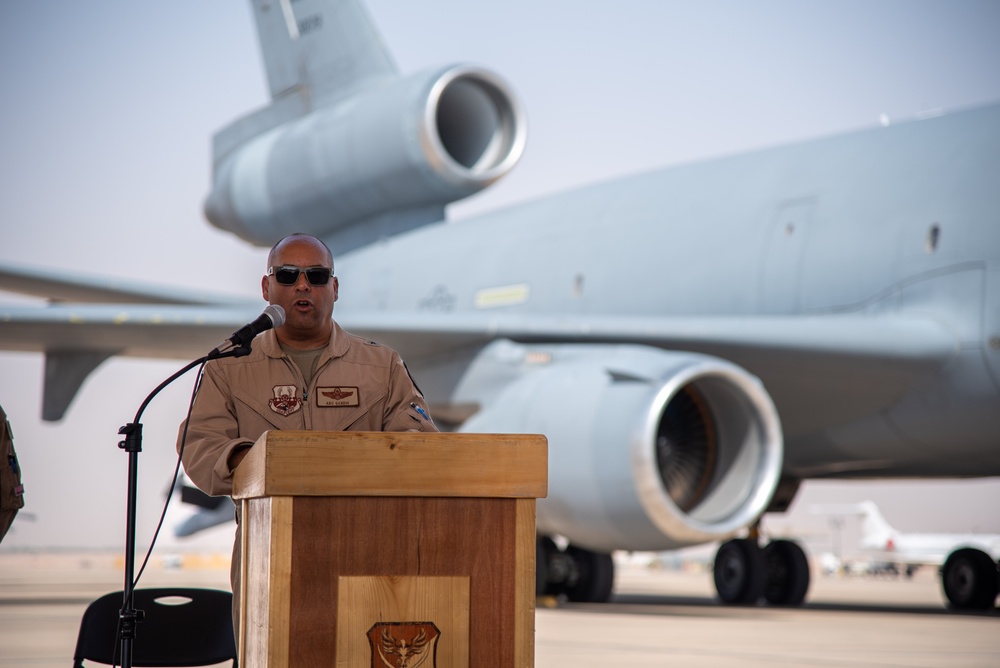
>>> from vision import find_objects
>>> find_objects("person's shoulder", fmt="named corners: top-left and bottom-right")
top-left (344, 330), bottom-right (394, 352)
top-left (345, 331), bottom-right (381, 346)
top-left (341, 330), bottom-right (401, 362)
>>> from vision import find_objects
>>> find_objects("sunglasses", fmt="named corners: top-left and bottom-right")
top-left (268, 265), bottom-right (333, 286)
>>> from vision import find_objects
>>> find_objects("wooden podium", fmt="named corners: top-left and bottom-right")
top-left (231, 431), bottom-right (547, 668)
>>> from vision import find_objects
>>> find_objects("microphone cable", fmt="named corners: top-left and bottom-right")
top-left (130, 361), bottom-right (207, 591)
top-left (113, 360), bottom-right (208, 668)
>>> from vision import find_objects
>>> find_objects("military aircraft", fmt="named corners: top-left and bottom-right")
top-left (1, 0), bottom-right (998, 609)
top-left (813, 501), bottom-right (1000, 607)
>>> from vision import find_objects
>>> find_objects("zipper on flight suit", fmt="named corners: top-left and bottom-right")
top-left (279, 351), bottom-right (335, 430)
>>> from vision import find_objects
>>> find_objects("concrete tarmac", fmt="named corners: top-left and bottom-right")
top-left (1, 551), bottom-right (997, 667)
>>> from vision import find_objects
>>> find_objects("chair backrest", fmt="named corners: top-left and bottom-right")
top-left (72, 587), bottom-right (236, 667)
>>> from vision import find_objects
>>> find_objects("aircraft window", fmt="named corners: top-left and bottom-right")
top-left (926, 223), bottom-right (940, 253)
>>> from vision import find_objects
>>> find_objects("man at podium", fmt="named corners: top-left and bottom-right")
top-left (177, 232), bottom-right (437, 634)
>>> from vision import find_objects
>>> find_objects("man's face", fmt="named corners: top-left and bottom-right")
top-left (261, 238), bottom-right (338, 347)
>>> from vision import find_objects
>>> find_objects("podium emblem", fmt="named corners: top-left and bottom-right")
top-left (367, 621), bottom-right (439, 668)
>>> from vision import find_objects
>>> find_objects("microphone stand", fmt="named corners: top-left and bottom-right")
top-left (116, 345), bottom-right (250, 668)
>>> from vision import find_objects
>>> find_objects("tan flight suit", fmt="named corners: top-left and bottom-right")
top-left (177, 322), bottom-right (437, 637)
top-left (0, 404), bottom-right (25, 543)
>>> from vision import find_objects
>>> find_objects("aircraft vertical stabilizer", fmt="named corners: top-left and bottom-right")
top-left (249, 0), bottom-right (398, 107)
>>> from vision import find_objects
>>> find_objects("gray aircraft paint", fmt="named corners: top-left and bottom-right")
top-left (336, 104), bottom-right (1000, 480)
top-left (0, 0), bottom-right (997, 557)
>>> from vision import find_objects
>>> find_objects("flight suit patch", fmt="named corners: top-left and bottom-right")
top-left (317, 386), bottom-right (360, 407)
top-left (269, 385), bottom-right (303, 416)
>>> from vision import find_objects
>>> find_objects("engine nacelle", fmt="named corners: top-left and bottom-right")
top-left (459, 344), bottom-right (784, 552)
top-left (204, 64), bottom-right (526, 249)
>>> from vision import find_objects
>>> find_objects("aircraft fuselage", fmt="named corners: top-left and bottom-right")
top-left (341, 104), bottom-right (1000, 480)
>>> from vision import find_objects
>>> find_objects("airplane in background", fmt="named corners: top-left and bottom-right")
top-left (813, 501), bottom-right (1000, 608)
top-left (1, 0), bottom-right (999, 610)
top-left (172, 475), bottom-right (236, 539)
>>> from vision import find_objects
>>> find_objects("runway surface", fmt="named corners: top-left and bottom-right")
top-left (1, 551), bottom-right (997, 667)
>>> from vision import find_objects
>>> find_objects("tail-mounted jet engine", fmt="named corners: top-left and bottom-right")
top-left (204, 64), bottom-right (526, 250)
top-left (459, 343), bottom-right (788, 602)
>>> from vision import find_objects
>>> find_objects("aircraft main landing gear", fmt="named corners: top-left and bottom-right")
top-left (714, 538), bottom-right (765, 604)
top-left (536, 536), bottom-right (615, 603)
top-left (713, 536), bottom-right (810, 606)
top-left (763, 539), bottom-right (811, 605)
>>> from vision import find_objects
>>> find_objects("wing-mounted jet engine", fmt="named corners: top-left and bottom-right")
top-left (457, 342), bottom-right (807, 604)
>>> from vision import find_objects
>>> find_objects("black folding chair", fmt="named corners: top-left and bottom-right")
top-left (72, 587), bottom-right (237, 667)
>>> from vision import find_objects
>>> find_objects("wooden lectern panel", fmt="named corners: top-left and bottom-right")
top-left (242, 497), bottom-right (293, 666)
top-left (234, 433), bottom-right (545, 668)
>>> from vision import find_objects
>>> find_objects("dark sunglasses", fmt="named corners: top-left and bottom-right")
top-left (268, 265), bottom-right (333, 286)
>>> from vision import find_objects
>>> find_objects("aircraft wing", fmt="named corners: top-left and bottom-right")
top-left (1, 293), bottom-right (957, 422)
top-left (0, 271), bottom-right (262, 420)
top-left (338, 310), bottom-right (958, 369)
top-left (343, 311), bottom-right (959, 440)
top-left (0, 261), bottom-right (247, 305)
top-left (5, 295), bottom-right (954, 365)
top-left (0, 302), bottom-right (265, 358)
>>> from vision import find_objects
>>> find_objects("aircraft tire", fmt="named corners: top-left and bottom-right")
top-left (714, 538), bottom-right (765, 605)
top-left (536, 536), bottom-right (562, 596)
top-left (763, 539), bottom-right (810, 606)
top-left (535, 537), bottom-right (549, 596)
top-left (941, 547), bottom-right (999, 610)
top-left (564, 545), bottom-right (615, 603)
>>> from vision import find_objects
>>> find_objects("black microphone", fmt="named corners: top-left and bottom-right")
top-left (210, 304), bottom-right (286, 356)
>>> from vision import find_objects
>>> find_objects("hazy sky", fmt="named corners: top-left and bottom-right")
top-left (1, 0), bottom-right (999, 553)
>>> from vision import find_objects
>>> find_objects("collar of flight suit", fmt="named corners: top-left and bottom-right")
top-left (258, 319), bottom-right (351, 365)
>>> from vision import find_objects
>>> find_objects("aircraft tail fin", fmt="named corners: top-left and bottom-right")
top-left (854, 501), bottom-right (899, 551)
top-left (811, 500), bottom-right (899, 551)
top-left (250, 0), bottom-right (398, 106)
